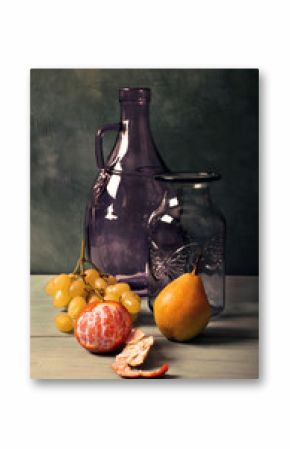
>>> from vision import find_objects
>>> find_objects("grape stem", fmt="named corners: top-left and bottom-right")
top-left (72, 259), bottom-right (80, 275)
top-left (80, 239), bottom-right (85, 275)
top-left (72, 239), bottom-right (108, 277)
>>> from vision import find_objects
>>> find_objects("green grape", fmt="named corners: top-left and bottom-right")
top-left (106, 283), bottom-right (130, 297)
top-left (69, 278), bottom-right (85, 298)
top-left (53, 289), bottom-right (71, 308)
top-left (103, 292), bottom-right (121, 303)
top-left (121, 294), bottom-right (141, 314)
top-left (94, 277), bottom-right (107, 291)
top-left (121, 290), bottom-right (141, 304)
top-left (67, 296), bottom-right (87, 319)
top-left (84, 269), bottom-right (100, 287)
top-left (55, 313), bottom-right (74, 333)
top-left (54, 274), bottom-right (71, 291)
top-left (45, 277), bottom-right (57, 296)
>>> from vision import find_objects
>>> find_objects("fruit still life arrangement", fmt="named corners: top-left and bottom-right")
top-left (44, 241), bottom-right (211, 378)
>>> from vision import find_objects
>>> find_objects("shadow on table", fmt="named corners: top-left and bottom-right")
top-left (140, 338), bottom-right (178, 377)
top-left (185, 324), bottom-right (259, 346)
top-left (136, 312), bottom-right (155, 327)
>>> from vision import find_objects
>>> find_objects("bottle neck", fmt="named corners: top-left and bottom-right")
top-left (121, 101), bottom-right (150, 121)
top-left (108, 100), bottom-right (167, 174)
top-left (120, 101), bottom-right (152, 138)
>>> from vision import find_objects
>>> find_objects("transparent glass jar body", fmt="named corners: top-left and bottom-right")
top-left (147, 177), bottom-right (226, 316)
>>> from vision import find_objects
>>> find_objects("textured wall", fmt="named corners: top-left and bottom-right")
top-left (31, 69), bottom-right (258, 275)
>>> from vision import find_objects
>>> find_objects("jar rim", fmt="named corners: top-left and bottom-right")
top-left (155, 171), bottom-right (221, 183)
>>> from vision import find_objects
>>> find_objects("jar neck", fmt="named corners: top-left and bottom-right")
top-left (176, 183), bottom-right (212, 207)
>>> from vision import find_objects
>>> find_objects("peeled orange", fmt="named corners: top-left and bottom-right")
top-left (74, 301), bottom-right (132, 353)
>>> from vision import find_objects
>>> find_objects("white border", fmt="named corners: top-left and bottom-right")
top-left (1, 1), bottom-right (289, 448)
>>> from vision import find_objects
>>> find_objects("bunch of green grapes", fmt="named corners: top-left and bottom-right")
top-left (45, 268), bottom-right (141, 333)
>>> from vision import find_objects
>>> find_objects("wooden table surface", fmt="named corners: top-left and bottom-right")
top-left (30, 275), bottom-right (259, 380)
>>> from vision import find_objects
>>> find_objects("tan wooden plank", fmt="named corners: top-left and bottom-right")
top-left (31, 336), bottom-right (117, 380)
top-left (30, 334), bottom-right (258, 380)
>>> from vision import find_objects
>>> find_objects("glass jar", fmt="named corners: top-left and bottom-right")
top-left (147, 172), bottom-right (226, 316)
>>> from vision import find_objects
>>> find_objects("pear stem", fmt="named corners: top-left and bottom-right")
top-left (192, 252), bottom-right (202, 275)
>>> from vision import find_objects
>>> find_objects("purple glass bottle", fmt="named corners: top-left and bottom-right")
top-left (85, 88), bottom-right (168, 295)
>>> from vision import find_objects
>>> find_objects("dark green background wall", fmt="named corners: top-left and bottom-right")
top-left (31, 69), bottom-right (258, 275)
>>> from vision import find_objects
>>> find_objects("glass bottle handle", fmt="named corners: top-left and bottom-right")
top-left (95, 123), bottom-right (121, 169)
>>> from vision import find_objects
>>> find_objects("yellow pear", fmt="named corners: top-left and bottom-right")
top-left (153, 271), bottom-right (211, 342)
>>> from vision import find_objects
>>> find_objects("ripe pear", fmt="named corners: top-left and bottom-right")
top-left (153, 271), bottom-right (211, 342)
